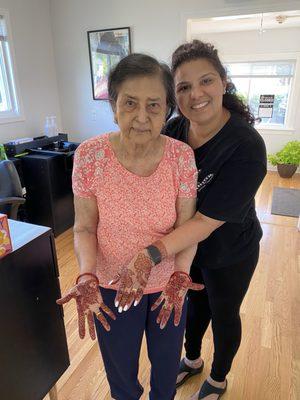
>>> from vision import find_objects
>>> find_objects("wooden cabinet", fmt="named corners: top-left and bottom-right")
top-left (0, 220), bottom-right (69, 400)
top-left (21, 153), bottom-right (75, 237)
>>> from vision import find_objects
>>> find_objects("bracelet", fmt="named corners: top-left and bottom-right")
top-left (171, 271), bottom-right (192, 282)
top-left (76, 272), bottom-right (99, 285)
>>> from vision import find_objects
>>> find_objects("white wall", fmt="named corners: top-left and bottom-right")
top-left (0, 0), bottom-right (61, 143)
top-left (50, 0), bottom-right (300, 146)
top-left (2, 0), bottom-right (299, 158)
top-left (197, 28), bottom-right (300, 156)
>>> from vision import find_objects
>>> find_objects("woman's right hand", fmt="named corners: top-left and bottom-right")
top-left (110, 240), bottom-right (168, 312)
top-left (109, 249), bottom-right (154, 312)
top-left (56, 277), bottom-right (116, 340)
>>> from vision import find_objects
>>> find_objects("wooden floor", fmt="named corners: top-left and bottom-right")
top-left (49, 172), bottom-right (300, 400)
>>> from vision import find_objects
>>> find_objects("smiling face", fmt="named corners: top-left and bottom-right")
top-left (113, 74), bottom-right (167, 144)
top-left (174, 58), bottom-right (226, 126)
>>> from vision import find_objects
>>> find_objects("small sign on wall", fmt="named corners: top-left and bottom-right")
top-left (258, 95), bottom-right (275, 118)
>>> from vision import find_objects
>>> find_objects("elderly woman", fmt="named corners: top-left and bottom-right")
top-left (57, 53), bottom-right (202, 400)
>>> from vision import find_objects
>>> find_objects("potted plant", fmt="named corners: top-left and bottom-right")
top-left (268, 141), bottom-right (300, 178)
top-left (0, 144), bottom-right (8, 161)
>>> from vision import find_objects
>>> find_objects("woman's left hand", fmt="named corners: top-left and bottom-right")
top-left (151, 271), bottom-right (204, 329)
top-left (110, 249), bottom-right (155, 312)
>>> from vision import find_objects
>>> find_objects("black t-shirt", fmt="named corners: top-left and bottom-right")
top-left (163, 113), bottom-right (267, 269)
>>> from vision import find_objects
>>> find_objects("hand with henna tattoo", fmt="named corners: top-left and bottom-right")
top-left (151, 271), bottom-right (204, 329)
top-left (110, 249), bottom-right (154, 312)
top-left (110, 240), bottom-right (168, 312)
top-left (56, 277), bottom-right (116, 340)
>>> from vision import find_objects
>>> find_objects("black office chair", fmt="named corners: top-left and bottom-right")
top-left (0, 160), bottom-right (25, 220)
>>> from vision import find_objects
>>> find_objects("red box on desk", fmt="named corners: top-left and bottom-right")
top-left (0, 214), bottom-right (12, 258)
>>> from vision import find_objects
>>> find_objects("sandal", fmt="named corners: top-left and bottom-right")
top-left (198, 379), bottom-right (227, 399)
top-left (176, 358), bottom-right (204, 389)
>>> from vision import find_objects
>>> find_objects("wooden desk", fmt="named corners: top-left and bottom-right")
top-left (0, 220), bottom-right (70, 400)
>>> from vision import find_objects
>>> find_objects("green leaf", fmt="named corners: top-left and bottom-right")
top-left (268, 141), bottom-right (300, 165)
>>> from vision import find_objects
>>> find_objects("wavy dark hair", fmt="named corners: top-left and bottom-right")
top-left (171, 40), bottom-right (255, 125)
top-left (108, 53), bottom-right (176, 121)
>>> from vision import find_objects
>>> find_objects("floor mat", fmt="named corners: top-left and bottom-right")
top-left (271, 187), bottom-right (300, 217)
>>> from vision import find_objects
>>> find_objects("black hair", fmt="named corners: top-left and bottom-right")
top-left (108, 53), bottom-right (176, 120)
top-left (171, 40), bottom-right (255, 125)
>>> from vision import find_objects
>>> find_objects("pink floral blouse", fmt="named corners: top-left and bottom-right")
top-left (72, 133), bottom-right (197, 293)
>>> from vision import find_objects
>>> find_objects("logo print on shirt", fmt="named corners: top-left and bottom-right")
top-left (197, 173), bottom-right (214, 192)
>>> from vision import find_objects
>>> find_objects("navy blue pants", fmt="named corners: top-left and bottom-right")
top-left (94, 287), bottom-right (187, 400)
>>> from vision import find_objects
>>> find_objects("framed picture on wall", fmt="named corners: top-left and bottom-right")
top-left (87, 27), bottom-right (131, 100)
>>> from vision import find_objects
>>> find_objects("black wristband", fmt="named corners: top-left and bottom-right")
top-left (146, 245), bottom-right (162, 266)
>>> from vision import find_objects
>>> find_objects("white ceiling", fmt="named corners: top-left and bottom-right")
top-left (188, 10), bottom-right (300, 35)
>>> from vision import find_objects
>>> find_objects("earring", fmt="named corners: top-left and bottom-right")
top-left (223, 88), bottom-right (226, 95)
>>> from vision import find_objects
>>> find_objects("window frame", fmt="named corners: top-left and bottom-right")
top-left (222, 52), bottom-right (300, 134)
top-left (0, 8), bottom-right (24, 124)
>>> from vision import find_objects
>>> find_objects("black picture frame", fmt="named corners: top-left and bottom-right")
top-left (87, 27), bottom-right (131, 100)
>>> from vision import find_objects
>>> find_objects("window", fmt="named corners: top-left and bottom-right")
top-left (0, 12), bottom-right (21, 122)
top-left (225, 60), bottom-right (296, 129)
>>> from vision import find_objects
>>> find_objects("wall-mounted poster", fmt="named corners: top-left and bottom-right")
top-left (258, 94), bottom-right (275, 118)
top-left (87, 27), bottom-right (131, 100)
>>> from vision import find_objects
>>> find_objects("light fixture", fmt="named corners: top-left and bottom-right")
top-left (211, 14), bottom-right (256, 21)
top-left (276, 15), bottom-right (287, 24)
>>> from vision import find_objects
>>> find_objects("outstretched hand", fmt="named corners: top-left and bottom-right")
top-left (56, 278), bottom-right (116, 340)
top-left (110, 249), bottom-right (154, 312)
top-left (151, 271), bottom-right (204, 329)
top-left (110, 240), bottom-right (168, 312)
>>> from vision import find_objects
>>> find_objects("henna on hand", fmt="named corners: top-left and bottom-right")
top-left (56, 278), bottom-right (116, 340)
top-left (151, 271), bottom-right (204, 329)
top-left (114, 251), bottom-right (153, 312)
top-left (111, 240), bottom-right (168, 313)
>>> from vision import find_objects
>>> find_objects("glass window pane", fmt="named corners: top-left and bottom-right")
top-left (248, 77), bottom-right (291, 125)
top-left (226, 63), bottom-right (252, 75)
top-left (225, 59), bottom-right (296, 127)
top-left (275, 63), bottom-right (294, 75)
top-left (0, 14), bottom-right (20, 119)
top-left (251, 62), bottom-right (294, 76)
top-left (230, 77), bottom-right (250, 100)
top-left (0, 46), bottom-right (10, 112)
top-left (225, 61), bottom-right (295, 77)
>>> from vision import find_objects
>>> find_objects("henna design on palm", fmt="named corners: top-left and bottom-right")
top-left (151, 272), bottom-right (204, 329)
top-left (57, 278), bottom-right (116, 339)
